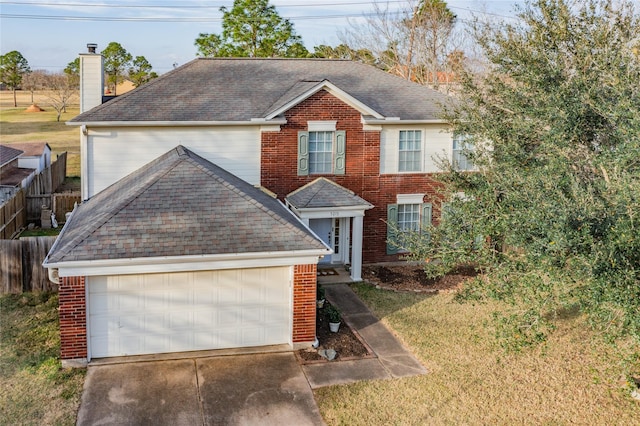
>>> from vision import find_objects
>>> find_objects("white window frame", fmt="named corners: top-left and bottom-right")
top-left (453, 134), bottom-right (475, 171)
top-left (309, 131), bottom-right (334, 174)
top-left (398, 130), bottom-right (422, 172)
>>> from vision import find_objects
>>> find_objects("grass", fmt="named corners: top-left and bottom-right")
top-left (19, 228), bottom-right (62, 237)
top-left (315, 283), bottom-right (640, 425)
top-left (0, 91), bottom-right (81, 177)
top-left (0, 293), bottom-right (85, 425)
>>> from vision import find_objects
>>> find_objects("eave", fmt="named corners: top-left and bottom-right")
top-left (44, 248), bottom-right (333, 277)
top-left (66, 118), bottom-right (288, 127)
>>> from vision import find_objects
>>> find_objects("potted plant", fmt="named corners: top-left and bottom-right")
top-left (316, 285), bottom-right (326, 309)
top-left (326, 304), bottom-right (341, 332)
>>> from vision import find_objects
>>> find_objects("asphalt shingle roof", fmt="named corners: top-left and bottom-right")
top-left (69, 58), bottom-right (452, 123)
top-left (7, 142), bottom-right (49, 156)
top-left (286, 178), bottom-right (373, 209)
top-left (0, 145), bottom-right (24, 167)
top-left (45, 146), bottom-right (328, 264)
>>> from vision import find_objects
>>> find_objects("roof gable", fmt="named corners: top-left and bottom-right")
top-left (286, 178), bottom-right (373, 210)
top-left (46, 146), bottom-right (328, 264)
top-left (69, 58), bottom-right (452, 124)
top-left (264, 80), bottom-right (384, 120)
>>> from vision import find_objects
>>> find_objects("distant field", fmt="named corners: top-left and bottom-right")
top-left (0, 90), bottom-right (81, 176)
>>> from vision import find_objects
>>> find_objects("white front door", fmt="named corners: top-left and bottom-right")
top-left (310, 218), bottom-right (345, 264)
top-left (87, 267), bottom-right (292, 358)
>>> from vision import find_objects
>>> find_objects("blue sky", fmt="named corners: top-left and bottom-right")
top-left (0, 1), bottom-right (543, 73)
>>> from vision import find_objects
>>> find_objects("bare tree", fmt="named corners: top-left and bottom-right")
top-left (43, 73), bottom-right (77, 121)
top-left (21, 70), bottom-right (48, 104)
top-left (342, 0), bottom-right (464, 90)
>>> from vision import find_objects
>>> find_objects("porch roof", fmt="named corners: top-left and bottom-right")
top-left (285, 178), bottom-right (373, 210)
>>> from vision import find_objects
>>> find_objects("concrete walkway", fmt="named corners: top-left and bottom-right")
top-left (301, 283), bottom-right (427, 389)
top-left (76, 282), bottom-right (426, 425)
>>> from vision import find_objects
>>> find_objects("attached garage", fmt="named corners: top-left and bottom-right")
top-left (88, 267), bottom-right (292, 358)
top-left (44, 147), bottom-right (330, 366)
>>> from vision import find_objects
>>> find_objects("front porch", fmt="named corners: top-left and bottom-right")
top-left (317, 265), bottom-right (354, 284)
top-left (285, 178), bottom-right (373, 281)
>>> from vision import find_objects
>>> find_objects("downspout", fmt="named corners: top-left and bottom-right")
top-left (48, 267), bottom-right (59, 285)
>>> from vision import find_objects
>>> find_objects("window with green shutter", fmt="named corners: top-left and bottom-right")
top-left (297, 130), bottom-right (346, 176)
top-left (386, 202), bottom-right (432, 254)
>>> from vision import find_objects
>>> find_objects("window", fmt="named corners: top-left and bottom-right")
top-left (386, 198), bottom-right (432, 254)
top-left (309, 131), bottom-right (333, 174)
top-left (397, 204), bottom-right (420, 232)
top-left (452, 134), bottom-right (475, 171)
top-left (398, 130), bottom-right (422, 172)
top-left (298, 130), bottom-right (346, 175)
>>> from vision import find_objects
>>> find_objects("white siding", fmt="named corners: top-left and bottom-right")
top-left (85, 126), bottom-right (261, 197)
top-left (380, 124), bottom-right (452, 174)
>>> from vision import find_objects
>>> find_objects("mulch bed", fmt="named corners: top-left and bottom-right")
top-left (296, 264), bottom-right (480, 363)
top-left (362, 264), bottom-right (478, 293)
top-left (296, 301), bottom-right (372, 363)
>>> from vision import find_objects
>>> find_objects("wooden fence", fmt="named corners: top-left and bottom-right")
top-left (0, 152), bottom-right (79, 236)
top-left (0, 237), bottom-right (57, 293)
top-left (0, 189), bottom-right (26, 239)
top-left (26, 152), bottom-right (70, 223)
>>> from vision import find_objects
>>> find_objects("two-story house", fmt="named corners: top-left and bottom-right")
top-left (44, 47), bottom-right (465, 365)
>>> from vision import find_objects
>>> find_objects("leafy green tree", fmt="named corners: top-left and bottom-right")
top-left (195, 0), bottom-right (308, 58)
top-left (0, 51), bottom-right (31, 107)
top-left (401, 0), bottom-right (640, 347)
top-left (101, 42), bottom-right (132, 95)
top-left (128, 56), bottom-right (158, 87)
top-left (64, 58), bottom-right (80, 89)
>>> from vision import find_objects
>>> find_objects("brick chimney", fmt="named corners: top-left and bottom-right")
top-left (79, 43), bottom-right (104, 113)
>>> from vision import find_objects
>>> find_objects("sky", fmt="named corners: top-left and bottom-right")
top-left (0, 0), bottom-right (564, 74)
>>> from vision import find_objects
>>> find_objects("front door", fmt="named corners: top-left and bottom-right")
top-left (310, 218), bottom-right (332, 264)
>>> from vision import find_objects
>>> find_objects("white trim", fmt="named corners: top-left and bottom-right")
top-left (46, 249), bottom-right (330, 277)
top-left (265, 80), bottom-right (385, 120)
top-left (397, 193), bottom-right (425, 204)
top-left (67, 119), bottom-right (287, 127)
top-left (308, 121), bottom-right (337, 131)
top-left (363, 118), bottom-right (447, 124)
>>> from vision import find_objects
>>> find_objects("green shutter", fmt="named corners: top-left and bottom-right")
top-left (387, 204), bottom-right (399, 255)
top-left (334, 130), bottom-right (346, 175)
top-left (440, 202), bottom-right (451, 222)
top-left (298, 131), bottom-right (309, 176)
top-left (421, 203), bottom-right (432, 229)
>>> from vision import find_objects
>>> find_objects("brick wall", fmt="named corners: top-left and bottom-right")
top-left (292, 264), bottom-right (317, 343)
top-left (58, 276), bottom-right (87, 360)
top-left (261, 89), bottom-right (444, 263)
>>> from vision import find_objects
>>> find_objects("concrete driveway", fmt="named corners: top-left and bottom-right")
top-left (77, 352), bottom-right (324, 426)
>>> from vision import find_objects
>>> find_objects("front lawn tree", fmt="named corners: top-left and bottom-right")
top-left (195, 0), bottom-right (308, 58)
top-left (403, 0), bottom-right (640, 346)
top-left (101, 42), bottom-right (132, 95)
top-left (0, 51), bottom-right (31, 107)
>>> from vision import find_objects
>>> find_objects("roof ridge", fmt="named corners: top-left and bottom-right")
top-left (182, 149), bottom-right (315, 240)
top-left (48, 148), bottom-right (185, 261)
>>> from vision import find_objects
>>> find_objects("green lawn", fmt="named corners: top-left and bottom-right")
top-left (0, 91), bottom-right (81, 177)
top-left (315, 283), bottom-right (640, 425)
top-left (0, 293), bottom-right (85, 425)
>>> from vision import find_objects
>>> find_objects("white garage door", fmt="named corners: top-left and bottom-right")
top-left (88, 267), bottom-right (292, 358)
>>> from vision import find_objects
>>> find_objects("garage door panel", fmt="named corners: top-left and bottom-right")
top-left (89, 267), bottom-right (292, 358)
